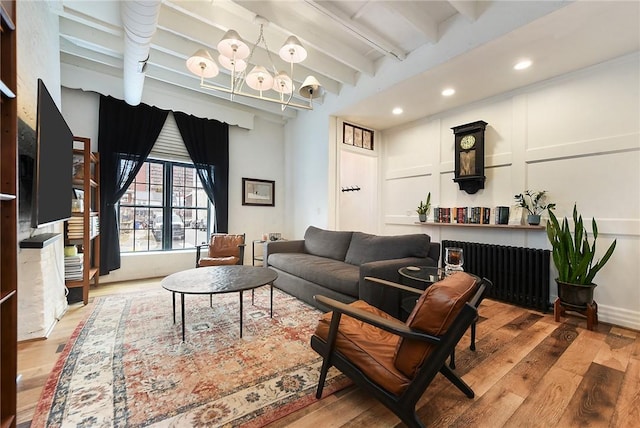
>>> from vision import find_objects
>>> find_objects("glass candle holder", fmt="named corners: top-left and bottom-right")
top-left (445, 247), bottom-right (464, 275)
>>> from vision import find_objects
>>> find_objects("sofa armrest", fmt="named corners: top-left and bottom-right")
top-left (359, 256), bottom-right (438, 318)
top-left (264, 239), bottom-right (305, 265)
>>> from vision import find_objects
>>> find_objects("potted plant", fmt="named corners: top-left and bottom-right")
top-left (416, 192), bottom-right (431, 222)
top-left (514, 190), bottom-right (556, 225)
top-left (546, 204), bottom-right (617, 308)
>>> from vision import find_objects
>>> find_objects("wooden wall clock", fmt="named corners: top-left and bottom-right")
top-left (451, 120), bottom-right (487, 194)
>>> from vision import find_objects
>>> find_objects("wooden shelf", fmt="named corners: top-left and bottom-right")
top-left (65, 137), bottom-right (100, 305)
top-left (1, 2), bottom-right (18, 426)
top-left (414, 222), bottom-right (545, 230)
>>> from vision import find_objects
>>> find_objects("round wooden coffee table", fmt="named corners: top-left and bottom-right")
top-left (161, 265), bottom-right (278, 341)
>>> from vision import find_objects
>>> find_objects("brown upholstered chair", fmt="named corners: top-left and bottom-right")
top-left (195, 233), bottom-right (246, 268)
top-left (311, 272), bottom-right (490, 428)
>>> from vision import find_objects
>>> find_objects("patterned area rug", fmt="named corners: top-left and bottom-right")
top-left (32, 286), bottom-right (349, 427)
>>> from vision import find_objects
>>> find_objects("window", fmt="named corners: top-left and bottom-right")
top-left (118, 159), bottom-right (211, 252)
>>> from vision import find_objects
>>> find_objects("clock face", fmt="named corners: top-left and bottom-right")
top-left (460, 134), bottom-right (476, 150)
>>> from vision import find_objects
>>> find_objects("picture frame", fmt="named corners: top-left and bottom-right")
top-left (73, 188), bottom-right (84, 200)
top-left (508, 206), bottom-right (524, 225)
top-left (343, 122), bottom-right (374, 151)
top-left (242, 178), bottom-right (275, 206)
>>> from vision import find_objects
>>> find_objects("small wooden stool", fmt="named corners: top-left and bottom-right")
top-left (554, 298), bottom-right (598, 330)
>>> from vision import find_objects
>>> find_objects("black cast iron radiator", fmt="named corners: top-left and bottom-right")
top-left (442, 240), bottom-right (551, 312)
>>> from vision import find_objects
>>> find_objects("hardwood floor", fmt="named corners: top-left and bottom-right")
top-left (17, 279), bottom-right (639, 427)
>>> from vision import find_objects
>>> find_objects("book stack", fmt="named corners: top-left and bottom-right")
top-left (67, 216), bottom-right (84, 239)
top-left (64, 254), bottom-right (83, 281)
top-left (433, 207), bottom-right (452, 223)
top-left (433, 207), bottom-right (492, 224)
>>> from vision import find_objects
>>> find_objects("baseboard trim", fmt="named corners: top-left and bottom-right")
top-left (597, 304), bottom-right (640, 331)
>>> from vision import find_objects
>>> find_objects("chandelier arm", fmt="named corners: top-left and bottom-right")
top-left (200, 82), bottom-right (313, 110)
top-left (280, 61), bottom-right (295, 110)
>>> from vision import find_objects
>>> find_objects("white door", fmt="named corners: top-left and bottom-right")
top-left (339, 149), bottom-right (377, 233)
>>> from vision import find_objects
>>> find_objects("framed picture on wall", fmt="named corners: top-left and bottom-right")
top-left (242, 178), bottom-right (275, 206)
top-left (353, 127), bottom-right (363, 147)
top-left (342, 122), bottom-right (374, 151)
top-left (362, 130), bottom-right (373, 149)
top-left (343, 123), bottom-right (354, 145)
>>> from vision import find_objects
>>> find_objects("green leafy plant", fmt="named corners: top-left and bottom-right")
top-left (514, 190), bottom-right (556, 215)
top-left (417, 192), bottom-right (431, 215)
top-left (546, 204), bottom-right (617, 285)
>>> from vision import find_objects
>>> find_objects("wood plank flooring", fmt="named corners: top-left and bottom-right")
top-left (16, 279), bottom-right (639, 427)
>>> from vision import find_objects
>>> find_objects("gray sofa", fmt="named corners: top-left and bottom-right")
top-left (265, 226), bottom-right (440, 318)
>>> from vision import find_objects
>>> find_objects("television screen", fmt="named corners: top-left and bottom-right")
top-left (31, 79), bottom-right (73, 228)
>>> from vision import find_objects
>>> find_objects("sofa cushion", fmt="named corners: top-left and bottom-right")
top-left (394, 272), bottom-right (478, 378)
top-left (304, 226), bottom-right (354, 261)
top-left (344, 232), bottom-right (431, 266)
top-left (268, 252), bottom-right (360, 297)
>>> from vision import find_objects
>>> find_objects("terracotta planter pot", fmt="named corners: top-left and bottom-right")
top-left (556, 279), bottom-right (596, 309)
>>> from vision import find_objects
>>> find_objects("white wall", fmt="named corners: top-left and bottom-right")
top-left (379, 53), bottom-right (640, 329)
top-left (282, 109), bottom-right (332, 238)
top-left (61, 89), bottom-right (286, 283)
top-left (16, 0), bottom-right (68, 340)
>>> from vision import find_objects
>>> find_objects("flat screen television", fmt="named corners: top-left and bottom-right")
top-left (30, 78), bottom-right (73, 228)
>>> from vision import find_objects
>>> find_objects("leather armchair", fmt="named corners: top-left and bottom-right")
top-left (311, 272), bottom-right (491, 428)
top-left (196, 233), bottom-right (246, 268)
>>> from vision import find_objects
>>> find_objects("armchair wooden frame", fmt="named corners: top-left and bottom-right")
top-left (311, 275), bottom-right (490, 428)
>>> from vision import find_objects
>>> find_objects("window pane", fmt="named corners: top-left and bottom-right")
top-left (183, 208), bottom-right (195, 230)
top-left (150, 163), bottom-right (163, 184)
top-left (135, 165), bottom-right (148, 183)
top-left (171, 209), bottom-right (186, 249)
top-left (119, 206), bottom-right (134, 252)
top-left (151, 207), bottom-right (164, 244)
top-left (196, 188), bottom-right (208, 208)
top-left (172, 187), bottom-right (185, 207)
top-left (196, 229), bottom-right (209, 246)
top-left (135, 184), bottom-right (150, 206)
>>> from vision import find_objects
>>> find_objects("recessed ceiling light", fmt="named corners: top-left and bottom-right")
top-left (514, 59), bottom-right (532, 70)
top-left (392, 107), bottom-right (403, 115)
top-left (442, 88), bottom-right (455, 97)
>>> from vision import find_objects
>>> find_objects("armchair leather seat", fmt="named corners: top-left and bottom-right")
top-left (198, 255), bottom-right (240, 266)
top-left (315, 300), bottom-right (410, 395)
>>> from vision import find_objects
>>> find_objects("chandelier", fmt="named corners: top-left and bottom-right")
top-left (186, 17), bottom-right (323, 111)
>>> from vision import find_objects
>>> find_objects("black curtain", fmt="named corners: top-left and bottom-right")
top-left (98, 96), bottom-right (169, 274)
top-left (173, 111), bottom-right (229, 233)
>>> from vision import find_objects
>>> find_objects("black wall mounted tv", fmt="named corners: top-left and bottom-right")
top-left (30, 78), bottom-right (73, 228)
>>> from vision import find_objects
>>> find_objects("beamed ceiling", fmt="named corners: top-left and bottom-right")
top-left (57, 0), bottom-right (639, 130)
